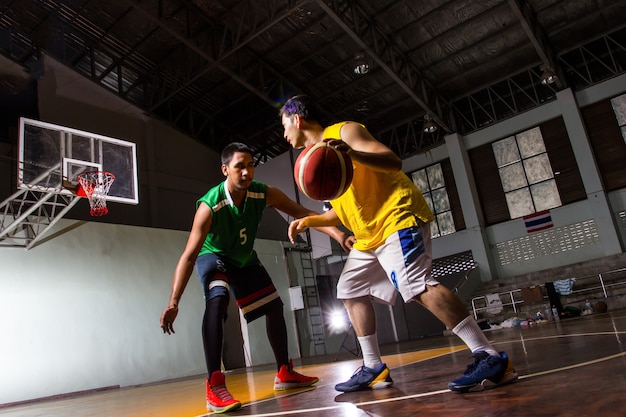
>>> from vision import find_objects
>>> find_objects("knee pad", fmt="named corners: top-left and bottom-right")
top-left (207, 284), bottom-right (229, 300)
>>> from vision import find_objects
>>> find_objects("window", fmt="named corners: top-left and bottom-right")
top-left (492, 127), bottom-right (562, 219)
top-left (411, 163), bottom-right (455, 238)
top-left (610, 93), bottom-right (626, 143)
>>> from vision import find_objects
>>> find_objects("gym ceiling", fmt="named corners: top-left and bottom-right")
top-left (1, 0), bottom-right (625, 163)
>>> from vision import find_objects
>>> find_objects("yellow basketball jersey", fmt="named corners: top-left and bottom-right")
top-left (324, 122), bottom-right (434, 251)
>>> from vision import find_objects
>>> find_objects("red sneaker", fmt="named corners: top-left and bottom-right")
top-left (206, 371), bottom-right (241, 413)
top-left (274, 359), bottom-right (319, 390)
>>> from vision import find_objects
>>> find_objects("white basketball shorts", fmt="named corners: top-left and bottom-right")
top-left (337, 221), bottom-right (439, 304)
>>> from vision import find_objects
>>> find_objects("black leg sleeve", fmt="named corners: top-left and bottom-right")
top-left (265, 304), bottom-right (289, 371)
top-left (202, 294), bottom-right (229, 375)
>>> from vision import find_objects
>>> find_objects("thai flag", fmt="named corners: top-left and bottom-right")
top-left (523, 210), bottom-right (553, 233)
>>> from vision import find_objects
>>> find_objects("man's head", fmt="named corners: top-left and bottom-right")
top-left (221, 142), bottom-right (253, 165)
top-left (221, 142), bottom-right (255, 192)
top-left (279, 95), bottom-right (324, 149)
top-left (279, 95), bottom-right (323, 122)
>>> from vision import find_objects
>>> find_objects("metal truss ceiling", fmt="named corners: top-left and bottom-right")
top-left (1, 0), bottom-right (625, 161)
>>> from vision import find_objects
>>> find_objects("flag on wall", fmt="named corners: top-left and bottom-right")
top-left (523, 210), bottom-right (553, 233)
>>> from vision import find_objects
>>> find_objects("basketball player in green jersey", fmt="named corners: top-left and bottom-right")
top-left (160, 142), bottom-right (350, 413)
top-left (280, 95), bottom-right (517, 394)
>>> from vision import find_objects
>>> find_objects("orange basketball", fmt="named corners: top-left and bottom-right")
top-left (294, 142), bottom-right (353, 201)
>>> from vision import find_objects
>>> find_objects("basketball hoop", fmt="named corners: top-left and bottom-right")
top-left (77, 171), bottom-right (116, 216)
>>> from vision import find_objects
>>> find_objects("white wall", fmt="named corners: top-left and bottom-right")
top-left (0, 219), bottom-right (298, 405)
top-left (0, 220), bottom-right (204, 404)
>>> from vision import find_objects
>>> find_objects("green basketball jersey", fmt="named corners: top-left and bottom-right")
top-left (197, 180), bottom-right (267, 268)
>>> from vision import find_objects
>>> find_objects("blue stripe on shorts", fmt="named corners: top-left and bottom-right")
top-left (398, 225), bottom-right (425, 267)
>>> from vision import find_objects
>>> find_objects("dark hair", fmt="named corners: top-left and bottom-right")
top-left (279, 95), bottom-right (324, 123)
top-left (221, 142), bottom-right (253, 165)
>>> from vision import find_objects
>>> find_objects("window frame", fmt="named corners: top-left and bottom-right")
top-left (492, 127), bottom-right (562, 219)
top-left (469, 116), bottom-right (586, 226)
top-left (410, 162), bottom-right (457, 238)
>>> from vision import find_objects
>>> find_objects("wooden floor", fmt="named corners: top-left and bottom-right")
top-left (3, 311), bottom-right (626, 417)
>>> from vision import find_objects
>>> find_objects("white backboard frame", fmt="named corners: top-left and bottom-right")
top-left (18, 117), bottom-right (139, 204)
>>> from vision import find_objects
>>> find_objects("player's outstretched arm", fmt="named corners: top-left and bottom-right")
top-left (288, 209), bottom-right (344, 244)
top-left (160, 203), bottom-right (212, 334)
top-left (266, 185), bottom-right (350, 250)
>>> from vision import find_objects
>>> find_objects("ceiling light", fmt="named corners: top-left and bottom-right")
top-left (423, 114), bottom-right (438, 133)
top-left (353, 52), bottom-right (369, 75)
top-left (540, 67), bottom-right (558, 85)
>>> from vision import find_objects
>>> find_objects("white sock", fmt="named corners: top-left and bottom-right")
top-left (452, 316), bottom-right (499, 357)
top-left (357, 333), bottom-right (383, 369)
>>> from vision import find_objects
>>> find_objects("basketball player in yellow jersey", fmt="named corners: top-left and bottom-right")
top-left (280, 95), bottom-right (517, 394)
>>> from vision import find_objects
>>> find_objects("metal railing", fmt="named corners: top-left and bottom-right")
top-left (472, 289), bottom-right (524, 320)
top-left (471, 267), bottom-right (626, 320)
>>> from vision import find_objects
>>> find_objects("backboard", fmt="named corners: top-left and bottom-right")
top-left (18, 117), bottom-right (138, 204)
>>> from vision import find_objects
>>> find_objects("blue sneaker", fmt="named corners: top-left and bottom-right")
top-left (448, 351), bottom-right (518, 393)
top-left (335, 363), bottom-right (394, 392)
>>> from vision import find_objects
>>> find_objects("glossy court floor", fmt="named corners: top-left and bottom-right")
top-left (2, 311), bottom-right (626, 417)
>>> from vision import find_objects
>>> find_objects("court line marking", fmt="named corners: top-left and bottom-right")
top-left (198, 351), bottom-right (626, 416)
top-left (197, 331), bottom-right (626, 416)
top-left (518, 351), bottom-right (626, 379)
top-left (500, 330), bottom-right (626, 342)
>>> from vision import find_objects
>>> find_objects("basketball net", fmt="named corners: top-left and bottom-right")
top-left (77, 171), bottom-right (115, 216)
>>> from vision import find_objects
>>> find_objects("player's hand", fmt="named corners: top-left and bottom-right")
top-left (323, 138), bottom-right (352, 154)
top-left (288, 218), bottom-right (309, 243)
top-left (160, 305), bottom-right (178, 335)
top-left (340, 234), bottom-right (356, 253)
